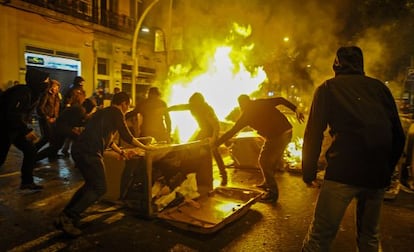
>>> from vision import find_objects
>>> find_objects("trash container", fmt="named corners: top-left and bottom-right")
top-left (103, 140), bottom-right (262, 233)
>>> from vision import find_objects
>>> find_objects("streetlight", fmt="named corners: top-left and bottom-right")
top-left (131, 0), bottom-right (160, 105)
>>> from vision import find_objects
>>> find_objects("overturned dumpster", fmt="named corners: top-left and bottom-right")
top-left (103, 140), bottom-right (262, 234)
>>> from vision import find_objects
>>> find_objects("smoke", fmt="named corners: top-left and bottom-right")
top-left (150, 0), bottom-right (412, 103)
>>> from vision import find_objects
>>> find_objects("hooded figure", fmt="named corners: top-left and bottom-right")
top-left (301, 46), bottom-right (405, 251)
top-left (62, 76), bottom-right (86, 108)
top-left (0, 67), bottom-right (49, 190)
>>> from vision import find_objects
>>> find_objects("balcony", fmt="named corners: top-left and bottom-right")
top-left (18, 0), bottom-right (136, 33)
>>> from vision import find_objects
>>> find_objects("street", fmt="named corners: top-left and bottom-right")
top-left (1, 145), bottom-right (414, 252)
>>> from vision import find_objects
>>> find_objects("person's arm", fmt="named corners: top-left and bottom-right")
top-left (215, 114), bottom-right (247, 146)
top-left (168, 104), bottom-right (190, 112)
top-left (272, 97), bottom-right (305, 123)
top-left (383, 86), bottom-right (405, 171)
top-left (164, 109), bottom-right (172, 135)
top-left (115, 109), bottom-right (156, 151)
top-left (302, 84), bottom-right (329, 185)
top-left (109, 141), bottom-right (136, 159)
top-left (37, 94), bottom-right (48, 118)
top-left (5, 88), bottom-right (33, 136)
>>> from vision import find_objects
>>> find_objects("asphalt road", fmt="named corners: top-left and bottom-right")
top-left (1, 145), bottom-right (414, 252)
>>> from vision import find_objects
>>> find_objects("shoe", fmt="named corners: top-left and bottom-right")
top-left (400, 180), bottom-right (414, 194)
top-left (54, 213), bottom-right (82, 238)
top-left (20, 183), bottom-right (43, 191)
top-left (60, 150), bottom-right (70, 157)
top-left (259, 191), bottom-right (278, 203)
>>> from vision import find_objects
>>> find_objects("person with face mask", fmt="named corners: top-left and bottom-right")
top-left (0, 67), bottom-right (50, 191)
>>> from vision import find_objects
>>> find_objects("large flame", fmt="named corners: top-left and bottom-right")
top-left (166, 24), bottom-right (267, 142)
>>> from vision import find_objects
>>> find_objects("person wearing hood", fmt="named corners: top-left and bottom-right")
top-left (169, 92), bottom-right (228, 186)
top-left (62, 76), bottom-right (86, 109)
top-left (215, 94), bottom-right (304, 201)
top-left (0, 67), bottom-right (50, 191)
top-left (301, 46), bottom-right (405, 251)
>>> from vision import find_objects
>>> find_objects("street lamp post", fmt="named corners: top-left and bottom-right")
top-left (131, 0), bottom-right (160, 105)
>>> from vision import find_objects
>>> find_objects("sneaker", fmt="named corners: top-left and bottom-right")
top-left (20, 183), bottom-right (43, 191)
top-left (54, 213), bottom-right (82, 238)
top-left (259, 191), bottom-right (278, 203)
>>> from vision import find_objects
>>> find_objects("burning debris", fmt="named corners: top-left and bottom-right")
top-left (284, 137), bottom-right (303, 173)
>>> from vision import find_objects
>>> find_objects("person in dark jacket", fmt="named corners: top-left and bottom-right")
top-left (54, 92), bottom-right (156, 237)
top-left (169, 92), bottom-right (228, 185)
top-left (301, 46), bottom-right (406, 251)
top-left (0, 68), bottom-right (49, 190)
top-left (35, 79), bottom-right (61, 151)
top-left (35, 95), bottom-right (93, 161)
top-left (215, 94), bottom-right (304, 202)
top-left (137, 87), bottom-right (172, 143)
top-left (62, 76), bottom-right (86, 109)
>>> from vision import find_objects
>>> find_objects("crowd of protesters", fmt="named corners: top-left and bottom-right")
top-left (0, 46), bottom-right (410, 250)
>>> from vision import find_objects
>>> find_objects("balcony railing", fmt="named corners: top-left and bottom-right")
top-left (20, 0), bottom-right (136, 33)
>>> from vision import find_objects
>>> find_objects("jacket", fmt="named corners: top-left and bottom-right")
top-left (302, 46), bottom-right (405, 188)
top-left (0, 68), bottom-right (49, 135)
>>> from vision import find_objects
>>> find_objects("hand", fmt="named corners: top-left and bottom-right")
top-left (296, 111), bottom-right (305, 124)
top-left (120, 150), bottom-right (139, 160)
top-left (72, 127), bottom-right (83, 135)
top-left (25, 131), bottom-right (39, 143)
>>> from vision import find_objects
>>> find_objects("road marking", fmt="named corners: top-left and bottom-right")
top-left (0, 172), bottom-right (20, 178)
top-left (36, 242), bottom-right (67, 252)
top-left (26, 186), bottom-right (80, 210)
top-left (7, 231), bottom-right (62, 252)
top-left (0, 165), bottom-right (51, 179)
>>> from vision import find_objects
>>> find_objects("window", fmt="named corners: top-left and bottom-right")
top-left (97, 57), bottom-right (109, 75)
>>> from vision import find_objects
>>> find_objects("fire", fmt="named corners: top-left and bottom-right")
top-left (166, 23), bottom-right (267, 142)
top-left (284, 137), bottom-right (303, 170)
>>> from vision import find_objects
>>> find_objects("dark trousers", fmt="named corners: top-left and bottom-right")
top-left (36, 131), bottom-right (67, 161)
top-left (64, 151), bottom-right (107, 220)
top-left (0, 131), bottom-right (36, 185)
top-left (259, 130), bottom-right (292, 194)
top-left (35, 118), bottom-right (54, 151)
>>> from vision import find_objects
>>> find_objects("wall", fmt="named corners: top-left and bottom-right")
top-left (0, 5), bottom-right (94, 95)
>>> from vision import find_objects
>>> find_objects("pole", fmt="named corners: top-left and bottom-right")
top-left (131, 0), bottom-right (160, 105)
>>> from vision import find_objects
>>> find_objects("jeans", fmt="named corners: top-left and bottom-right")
top-left (64, 151), bottom-right (107, 220)
top-left (302, 180), bottom-right (385, 252)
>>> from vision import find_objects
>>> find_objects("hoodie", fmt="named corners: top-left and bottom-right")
top-left (0, 68), bottom-right (49, 136)
top-left (302, 46), bottom-right (405, 188)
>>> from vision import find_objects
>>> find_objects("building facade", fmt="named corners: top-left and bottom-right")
top-left (0, 0), bottom-right (169, 104)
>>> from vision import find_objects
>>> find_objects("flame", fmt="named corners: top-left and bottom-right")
top-left (284, 137), bottom-right (303, 168)
top-left (166, 24), bottom-right (267, 142)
